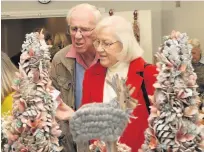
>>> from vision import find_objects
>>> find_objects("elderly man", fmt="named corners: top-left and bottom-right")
top-left (50, 3), bottom-right (101, 152)
top-left (190, 38), bottom-right (204, 95)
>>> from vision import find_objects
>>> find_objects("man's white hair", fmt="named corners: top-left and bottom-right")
top-left (189, 38), bottom-right (201, 48)
top-left (95, 15), bottom-right (143, 62)
top-left (189, 38), bottom-right (203, 55)
top-left (67, 3), bottom-right (102, 25)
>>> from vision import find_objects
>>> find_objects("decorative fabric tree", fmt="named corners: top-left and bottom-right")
top-left (140, 31), bottom-right (204, 152)
top-left (1, 31), bottom-right (63, 152)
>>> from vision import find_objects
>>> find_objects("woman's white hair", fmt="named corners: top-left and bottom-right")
top-left (95, 15), bottom-right (143, 62)
top-left (1, 52), bottom-right (18, 100)
top-left (67, 3), bottom-right (102, 25)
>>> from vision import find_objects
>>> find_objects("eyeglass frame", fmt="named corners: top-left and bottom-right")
top-left (93, 39), bottom-right (119, 50)
top-left (66, 25), bottom-right (95, 36)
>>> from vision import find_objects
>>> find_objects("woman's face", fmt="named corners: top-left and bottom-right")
top-left (94, 27), bottom-right (123, 67)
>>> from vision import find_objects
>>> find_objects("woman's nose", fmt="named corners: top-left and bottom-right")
top-left (96, 45), bottom-right (105, 52)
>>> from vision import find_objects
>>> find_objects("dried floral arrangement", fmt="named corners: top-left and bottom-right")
top-left (1, 31), bottom-right (62, 152)
top-left (69, 75), bottom-right (137, 152)
top-left (140, 31), bottom-right (204, 152)
top-left (133, 10), bottom-right (140, 43)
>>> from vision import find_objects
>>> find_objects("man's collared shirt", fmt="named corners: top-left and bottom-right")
top-left (66, 46), bottom-right (99, 69)
top-left (66, 45), bottom-right (99, 109)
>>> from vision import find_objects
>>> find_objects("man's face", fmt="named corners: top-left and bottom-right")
top-left (68, 8), bottom-right (96, 53)
top-left (191, 47), bottom-right (201, 63)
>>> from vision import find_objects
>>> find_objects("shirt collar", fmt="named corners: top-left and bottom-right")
top-left (65, 45), bottom-right (99, 69)
top-left (66, 45), bottom-right (76, 58)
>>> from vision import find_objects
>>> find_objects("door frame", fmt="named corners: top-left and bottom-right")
top-left (1, 8), bottom-right (106, 20)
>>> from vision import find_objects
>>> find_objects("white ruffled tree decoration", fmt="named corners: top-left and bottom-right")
top-left (140, 31), bottom-right (204, 152)
top-left (1, 31), bottom-right (63, 152)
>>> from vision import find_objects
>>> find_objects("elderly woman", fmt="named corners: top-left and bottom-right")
top-left (189, 38), bottom-right (204, 95)
top-left (81, 16), bottom-right (157, 151)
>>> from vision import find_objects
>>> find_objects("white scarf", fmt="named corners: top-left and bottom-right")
top-left (103, 61), bottom-right (130, 103)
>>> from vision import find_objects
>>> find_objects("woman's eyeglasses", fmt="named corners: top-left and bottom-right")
top-left (93, 39), bottom-right (118, 50)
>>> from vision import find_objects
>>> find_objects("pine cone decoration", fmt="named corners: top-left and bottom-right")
top-left (140, 31), bottom-right (204, 152)
top-left (1, 32), bottom-right (62, 152)
top-left (133, 10), bottom-right (140, 43)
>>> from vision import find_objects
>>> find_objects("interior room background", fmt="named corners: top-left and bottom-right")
top-left (1, 1), bottom-right (204, 64)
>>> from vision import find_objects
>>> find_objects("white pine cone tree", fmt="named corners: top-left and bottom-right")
top-left (1, 32), bottom-right (62, 152)
top-left (140, 31), bottom-right (204, 152)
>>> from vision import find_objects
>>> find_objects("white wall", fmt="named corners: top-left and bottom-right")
top-left (161, 1), bottom-right (204, 50)
top-left (3, 1), bottom-right (204, 58)
top-left (2, 1), bottom-right (162, 61)
top-left (104, 11), bottom-right (153, 63)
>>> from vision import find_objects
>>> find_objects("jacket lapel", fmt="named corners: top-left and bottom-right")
top-left (59, 45), bottom-right (76, 82)
top-left (126, 57), bottom-right (145, 99)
